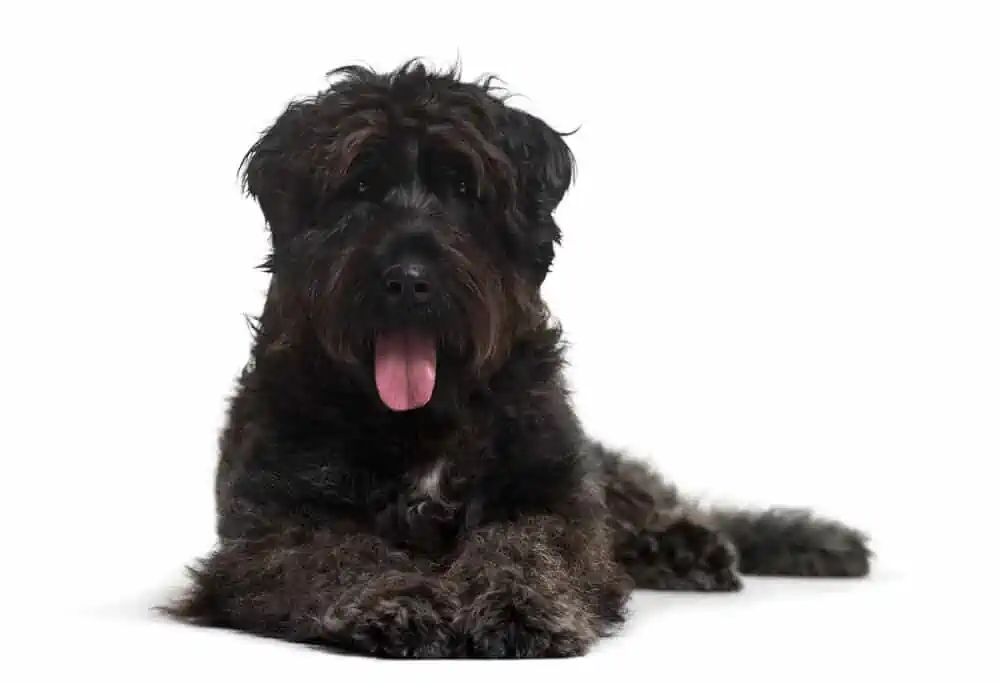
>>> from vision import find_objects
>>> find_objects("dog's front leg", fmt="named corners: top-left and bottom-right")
top-left (445, 514), bottom-right (632, 658)
top-left (164, 525), bottom-right (461, 658)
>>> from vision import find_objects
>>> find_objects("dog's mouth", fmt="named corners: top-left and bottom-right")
top-left (373, 330), bottom-right (438, 411)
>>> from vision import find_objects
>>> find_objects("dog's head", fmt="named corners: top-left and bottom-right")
top-left (244, 61), bottom-right (574, 412)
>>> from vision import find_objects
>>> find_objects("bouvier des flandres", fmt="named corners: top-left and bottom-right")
top-left (165, 60), bottom-right (872, 658)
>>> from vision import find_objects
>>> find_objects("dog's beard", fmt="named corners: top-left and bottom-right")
top-left (313, 241), bottom-right (516, 412)
top-left (368, 258), bottom-right (506, 412)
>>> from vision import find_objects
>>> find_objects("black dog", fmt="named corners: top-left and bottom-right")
top-left (165, 61), bottom-right (872, 658)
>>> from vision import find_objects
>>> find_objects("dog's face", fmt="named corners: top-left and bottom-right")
top-left (244, 62), bottom-right (574, 412)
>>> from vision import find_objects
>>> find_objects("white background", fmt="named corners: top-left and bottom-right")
top-left (3, 1), bottom-right (997, 682)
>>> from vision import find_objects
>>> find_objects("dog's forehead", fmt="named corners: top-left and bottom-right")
top-left (323, 72), bottom-right (500, 134)
top-left (301, 74), bottom-right (515, 183)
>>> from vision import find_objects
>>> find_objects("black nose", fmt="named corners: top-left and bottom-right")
top-left (383, 261), bottom-right (432, 303)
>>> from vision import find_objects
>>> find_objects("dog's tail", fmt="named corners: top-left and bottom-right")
top-left (705, 506), bottom-right (873, 577)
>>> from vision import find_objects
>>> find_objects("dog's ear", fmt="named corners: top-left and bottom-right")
top-left (498, 106), bottom-right (576, 282)
top-left (501, 107), bottom-right (575, 214)
top-left (241, 103), bottom-right (319, 242)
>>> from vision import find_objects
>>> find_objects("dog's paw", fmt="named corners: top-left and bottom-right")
top-left (631, 519), bottom-right (743, 592)
top-left (453, 576), bottom-right (597, 658)
top-left (322, 572), bottom-right (460, 658)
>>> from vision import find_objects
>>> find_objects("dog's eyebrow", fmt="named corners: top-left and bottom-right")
top-left (323, 119), bottom-right (385, 180)
top-left (424, 122), bottom-right (515, 199)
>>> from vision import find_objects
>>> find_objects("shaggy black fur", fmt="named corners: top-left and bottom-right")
top-left (164, 61), bottom-right (873, 658)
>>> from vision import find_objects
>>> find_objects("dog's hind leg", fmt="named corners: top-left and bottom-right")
top-left (592, 441), bottom-right (873, 588)
top-left (594, 442), bottom-right (742, 591)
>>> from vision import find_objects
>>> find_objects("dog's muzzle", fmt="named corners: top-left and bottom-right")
top-left (371, 228), bottom-right (444, 413)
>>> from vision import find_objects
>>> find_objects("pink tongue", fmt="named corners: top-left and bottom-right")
top-left (374, 331), bottom-right (438, 411)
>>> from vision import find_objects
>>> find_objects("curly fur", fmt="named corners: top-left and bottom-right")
top-left (163, 60), bottom-right (873, 659)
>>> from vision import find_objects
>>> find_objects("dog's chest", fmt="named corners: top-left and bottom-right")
top-left (413, 458), bottom-right (450, 503)
top-left (375, 458), bottom-right (467, 555)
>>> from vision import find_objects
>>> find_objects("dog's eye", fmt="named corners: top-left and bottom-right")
top-left (344, 177), bottom-right (375, 200)
top-left (448, 170), bottom-right (473, 197)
